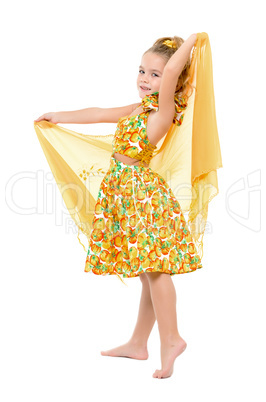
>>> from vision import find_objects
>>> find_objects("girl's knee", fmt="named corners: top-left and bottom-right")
top-left (145, 272), bottom-right (168, 281)
top-left (139, 272), bottom-right (148, 283)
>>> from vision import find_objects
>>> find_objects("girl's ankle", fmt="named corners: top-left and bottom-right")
top-left (129, 338), bottom-right (148, 348)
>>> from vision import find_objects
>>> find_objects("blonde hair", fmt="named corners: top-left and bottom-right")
top-left (144, 36), bottom-right (193, 100)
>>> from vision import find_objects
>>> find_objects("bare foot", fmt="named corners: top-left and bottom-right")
top-left (101, 340), bottom-right (148, 360)
top-left (152, 336), bottom-right (187, 379)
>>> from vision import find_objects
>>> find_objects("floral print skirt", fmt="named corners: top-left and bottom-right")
top-left (84, 156), bottom-right (203, 278)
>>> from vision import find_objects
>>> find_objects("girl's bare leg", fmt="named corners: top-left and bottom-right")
top-left (145, 272), bottom-right (187, 379)
top-left (101, 272), bottom-right (156, 359)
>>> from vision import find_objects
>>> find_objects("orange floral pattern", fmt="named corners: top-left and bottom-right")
top-left (85, 157), bottom-right (203, 278)
top-left (112, 113), bottom-right (157, 166)
top-left (141, 91), bottom-right (188, 125)
top-left (84, 92), bottom-right (202, 278)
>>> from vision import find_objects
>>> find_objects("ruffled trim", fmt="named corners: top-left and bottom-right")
top-left (141, 91), bottom-right (188, 125)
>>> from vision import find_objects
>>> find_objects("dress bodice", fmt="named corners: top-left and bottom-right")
top-left (112, 91), bottom-right (188, 167)
top-left (112, 111), bottom-right (157, 167)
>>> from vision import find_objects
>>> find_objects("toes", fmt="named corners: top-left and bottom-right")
top-left (153, 368), bottom-right (172, 379)
top-left (152, 369), bottom-right (161, 378)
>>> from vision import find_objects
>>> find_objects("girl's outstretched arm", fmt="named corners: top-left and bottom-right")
top-left (155, 34), bottom-right (197, 131)
top-left (34, 102), bottom-right (140, 124)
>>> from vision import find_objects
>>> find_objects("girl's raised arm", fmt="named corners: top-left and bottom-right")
top-left (34, 102), bottom-right (140, 124)
top-left (156, 34), bottom-right (197, 130)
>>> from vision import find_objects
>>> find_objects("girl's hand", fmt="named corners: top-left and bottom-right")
top-left (189, 33), bottom-right (198, 46)
top-left (34, 112), bottom-right (59, 124)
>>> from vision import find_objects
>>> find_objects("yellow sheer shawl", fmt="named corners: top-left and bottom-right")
top-left (34, 32), bottom-right (222, 262)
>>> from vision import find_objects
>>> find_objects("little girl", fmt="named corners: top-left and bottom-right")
top-left (34, 32), bottom-right (222, 379)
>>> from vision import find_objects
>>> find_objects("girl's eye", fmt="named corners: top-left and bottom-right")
top-left (139, 70), bottom-right (144, 74)
top-left (152, 73), bottom-right (159, 77)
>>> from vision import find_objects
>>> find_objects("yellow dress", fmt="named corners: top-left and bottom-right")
top-left (33, 32), bottom-right (223, 282)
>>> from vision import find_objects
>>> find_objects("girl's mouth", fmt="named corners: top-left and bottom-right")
top-left (140, 86), bottom-right (150, 91)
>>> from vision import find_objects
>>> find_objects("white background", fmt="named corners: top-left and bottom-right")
top-left (1, 0), bottom-right (265, 401)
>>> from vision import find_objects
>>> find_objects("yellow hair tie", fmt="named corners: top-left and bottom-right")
top-left (163, 39), bottom-right (176, 49)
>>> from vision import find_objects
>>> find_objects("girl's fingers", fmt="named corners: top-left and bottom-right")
top-left (34, 114), bottom-right (48, 122)
top-left (34, 116), bottom-right (44, 122)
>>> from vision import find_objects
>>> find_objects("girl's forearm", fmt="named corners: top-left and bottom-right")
top-left (56, 107), bottom-right (101, 124)
top-left (165, 34), bottom-right (197, 76)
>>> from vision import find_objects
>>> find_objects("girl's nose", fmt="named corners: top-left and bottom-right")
top-left (141, 75), bottom-right (149, 83)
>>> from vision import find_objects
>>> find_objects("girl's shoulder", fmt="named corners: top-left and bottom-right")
top-left (97, 103), bottom-right (141, 123)
top-left (127, 103), bottom-right (143, 118)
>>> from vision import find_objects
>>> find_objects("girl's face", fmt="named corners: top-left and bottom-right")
top-left (137, 52), bottom-right (167, 98)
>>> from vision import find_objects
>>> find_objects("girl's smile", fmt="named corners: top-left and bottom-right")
top-left (139, 85), bottom-right (151, 92)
